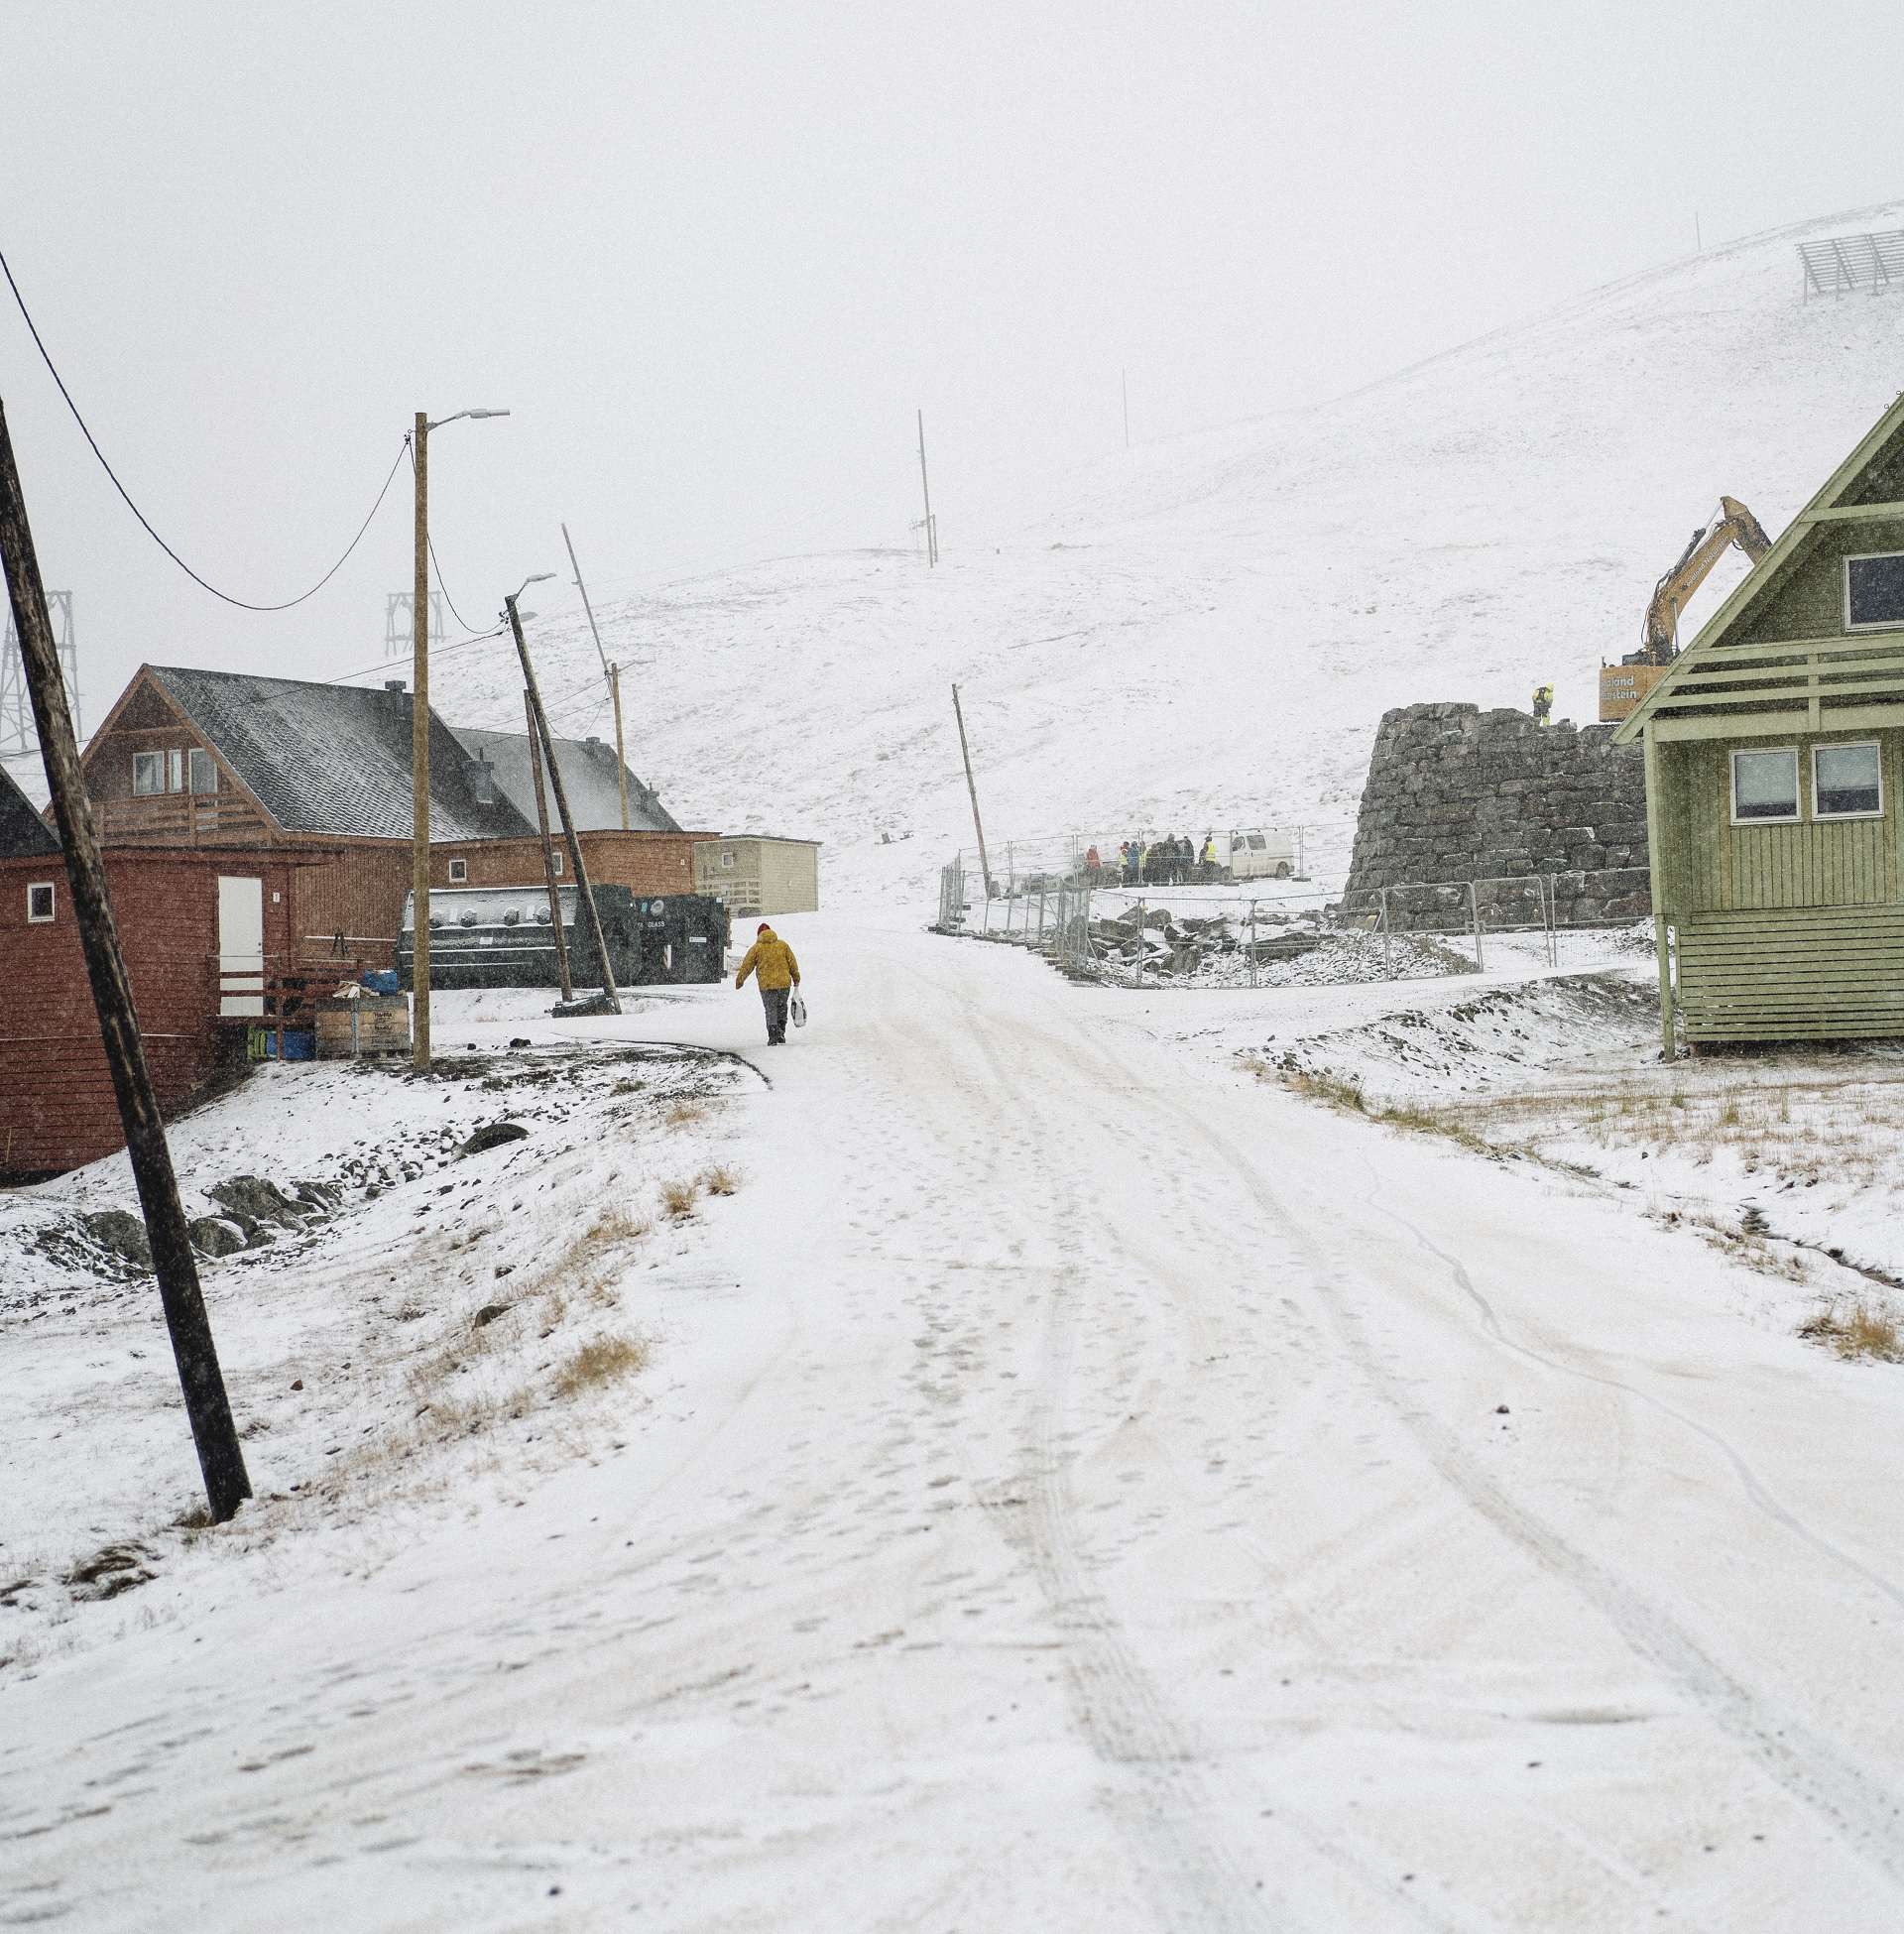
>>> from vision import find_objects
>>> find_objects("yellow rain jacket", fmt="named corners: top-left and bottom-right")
top-left (736, 927), bottom-right (801, 991)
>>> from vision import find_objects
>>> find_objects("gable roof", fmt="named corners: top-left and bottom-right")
top-left (445, 725), bottom-right (681, 833)
top-left (141, 666), bottom-right (536, 841)
top-left (0, 763), bottom-right (60, 859)
top-left (1614, 391), bottom-right (1904, 744)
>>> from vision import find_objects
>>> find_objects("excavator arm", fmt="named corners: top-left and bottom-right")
top-left (1639, 494), bottom-right (1772, 665)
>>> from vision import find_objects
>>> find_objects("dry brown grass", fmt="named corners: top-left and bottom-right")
top-left (575, 1208), bottom-right (653, 1258)
top-left (1801, 1303), bottom-right (1903, 1363)
top-left (551, 1333), bottom-right (650, 1397)
top-left (699, 1163), bottom-right (740, 1197)
top-left (660, 1177), bottom-right (700, 1219)
top-left (663, 1101), bottom-right (709, 1130)
top-left (1264, 1060), bottom-right (1505, 1156)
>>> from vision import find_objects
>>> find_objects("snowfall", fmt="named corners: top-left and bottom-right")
top-left (8, 202), bottom-right (1904, 1930)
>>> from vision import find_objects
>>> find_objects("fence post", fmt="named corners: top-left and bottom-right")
top-left (1248, 900), bottom-right (1257, 989)
top-left (1471, 880), bottom-right (1485, 973)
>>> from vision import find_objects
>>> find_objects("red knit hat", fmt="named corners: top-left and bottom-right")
top-left (758, 922), bottom-right (771, 933)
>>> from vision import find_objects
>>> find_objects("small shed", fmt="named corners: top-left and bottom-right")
top-left (693, 835), bottom-right (821, 918)
top-left (1615, 392), bottom-right (1904, 1047)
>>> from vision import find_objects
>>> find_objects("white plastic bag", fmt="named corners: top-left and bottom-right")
top-left (789, 990), bottom-right (808, 1029)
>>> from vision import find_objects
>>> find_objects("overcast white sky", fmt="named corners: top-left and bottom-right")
top-left (3, 0), bottom-right (1901, 759)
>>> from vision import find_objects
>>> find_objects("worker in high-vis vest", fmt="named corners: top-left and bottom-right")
top-left (1532, 683), bottom-right (1554, 727)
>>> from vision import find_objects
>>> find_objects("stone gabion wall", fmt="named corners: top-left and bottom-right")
top-left (1344, 702), bottom-right (1652, 927)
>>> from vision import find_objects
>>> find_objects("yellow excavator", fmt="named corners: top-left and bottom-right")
top-left (1599, 495), bottom-right (1772, 720)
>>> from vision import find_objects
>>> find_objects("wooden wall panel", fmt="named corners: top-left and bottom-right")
top-left (1676, 728), bottom-right (1900, 911)
top-left (1679, 905), bottom-right (1904, 1040)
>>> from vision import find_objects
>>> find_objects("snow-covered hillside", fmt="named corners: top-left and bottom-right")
top-left (456, 197), bottom-right (1904, 905)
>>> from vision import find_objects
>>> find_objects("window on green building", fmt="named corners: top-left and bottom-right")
top-left (1846, 552), bottom-right (1904, 630)
top-left (1731, 748), bottom-right (1799, 822)
top-left (1813, 741), bottom-right (1883, 817)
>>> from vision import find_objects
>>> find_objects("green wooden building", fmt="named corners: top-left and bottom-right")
top-left (1615, 393), bottom-right (1904, 1050)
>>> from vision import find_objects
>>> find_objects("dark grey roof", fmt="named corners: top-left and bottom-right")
top-left (0, 764), bottom-right (60, 859)
top-left (146, 666), bottom-right (535, 842)
top-left (446, 725), bottom-right (680, 833)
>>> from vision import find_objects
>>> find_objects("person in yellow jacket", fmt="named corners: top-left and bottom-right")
top-left (735, 922), bottom-right (802, 1044)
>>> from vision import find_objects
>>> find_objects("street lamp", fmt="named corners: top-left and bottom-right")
top-left (412, 407), bottom-right (509, 1072)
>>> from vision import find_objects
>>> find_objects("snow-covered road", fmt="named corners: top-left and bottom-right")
top-left (8, 917), bottom-right (1904, 1930)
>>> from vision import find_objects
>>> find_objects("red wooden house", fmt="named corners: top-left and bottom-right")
top-left (1, 763), bottom-right (320, 1176)
top-left (81, 665), bottom-right (710, 965)
top-left (2, 664), bottom-right (718, 1175)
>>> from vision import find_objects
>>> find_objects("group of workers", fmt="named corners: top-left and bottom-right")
top-left (1079, 834), bottom-right (1221, 888)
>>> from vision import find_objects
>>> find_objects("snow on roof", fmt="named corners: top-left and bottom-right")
top-left (0, 764), bottom-right (60, 859)
top-left (147, 666), bottom-right (534, 842)
top-left (444, 725), bottom-right (680, 834)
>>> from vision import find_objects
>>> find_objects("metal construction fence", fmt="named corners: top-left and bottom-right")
top-left (933, 862), bottom-right (1626, 987)
top-left (951, 822), bottom-right (1328, 898)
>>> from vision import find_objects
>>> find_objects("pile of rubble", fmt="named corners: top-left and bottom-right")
top-left (1064, 904), bottom-right (1480, 989)
top-left (1080, 905), bottom-right (1324, 978)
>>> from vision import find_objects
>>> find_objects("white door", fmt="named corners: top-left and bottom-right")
top-left (217, 876), bottom-right (265, 1017)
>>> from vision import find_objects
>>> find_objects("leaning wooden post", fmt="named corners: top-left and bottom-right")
top-left (1642, 723), bottom-right (1677, 1058)
top-left (505, 595), bottom-right (620, 1013)
top-left (0, 399), bottom-right (251, 1521)
top-left (951, 683), bottom-right (992, 895)
top-left (524, 690), bottom-right (574, 1003)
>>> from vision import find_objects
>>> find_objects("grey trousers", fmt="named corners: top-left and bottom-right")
top-left (761, 986), bottom-right (791, 1042)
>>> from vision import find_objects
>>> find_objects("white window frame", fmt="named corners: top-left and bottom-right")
top-left (168, 749), bottom-right (185, 792)
top-left (27, 882), bottom-right (55, 923)
top-left (1811, 740), bottom-right (1885, 820)
top-left (1730, 746), bottom-right (1801, 825)
top-left (447, 857), bottom-right (468, 883)
top-left (132, 750), bottom-right (165, 796)
top-left (1844, 549), bottom-right (1904, 632)
top-left (721, 850), bottom-right (735, 869)
top-left (186, 747), bottom-right (218, 794)
top-left (552, 851), bottom-right (564, 875)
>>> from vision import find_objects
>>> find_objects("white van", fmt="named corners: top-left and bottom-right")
top-left (1223, 827), bottom-right (1298, 881)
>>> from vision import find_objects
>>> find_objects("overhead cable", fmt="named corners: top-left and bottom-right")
top-left (0, 245), bottom-right (410, 612)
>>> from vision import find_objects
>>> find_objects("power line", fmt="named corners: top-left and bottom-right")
top-left (327, 622), bottom-right (511, 686)
top-left (0, 245), bottom-right (410, 612)
top-left (403, 440), bottom-right (491, 636)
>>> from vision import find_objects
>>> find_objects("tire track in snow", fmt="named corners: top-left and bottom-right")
top-left (1361, 1168), bottom-right (1904, 1620)
top-left (1165, 1088), bottom-right (1904, 1892)
top-left (914, 944), bottom-right (1904, 1897)
top-left (929, 971), bottom-right (1464, 1930)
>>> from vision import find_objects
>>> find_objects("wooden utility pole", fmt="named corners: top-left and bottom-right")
top-left (506, 595), bottom-right (621, 1012)
top-left (407, 406), bottom-right (508, 1064)
top-left (610, 664), bottom-right (631, 831)
top-left (411, 410), bottom-right (432, 1070)
top-left (916, 409), bottom-right (938, 566)
top-left (951, 682), bottom-right (992, 894)
top-left (525, 690), bottom-right (574, 1002)
top-left (0, 399), bottom-right (251, 1522)
top-left (561, 523), bottom-right (631, 829)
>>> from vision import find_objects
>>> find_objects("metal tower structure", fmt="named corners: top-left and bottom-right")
top-left (1, 589), bottom-right (77, 760)
top-left (385, 589), bottom-right (445, 657)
